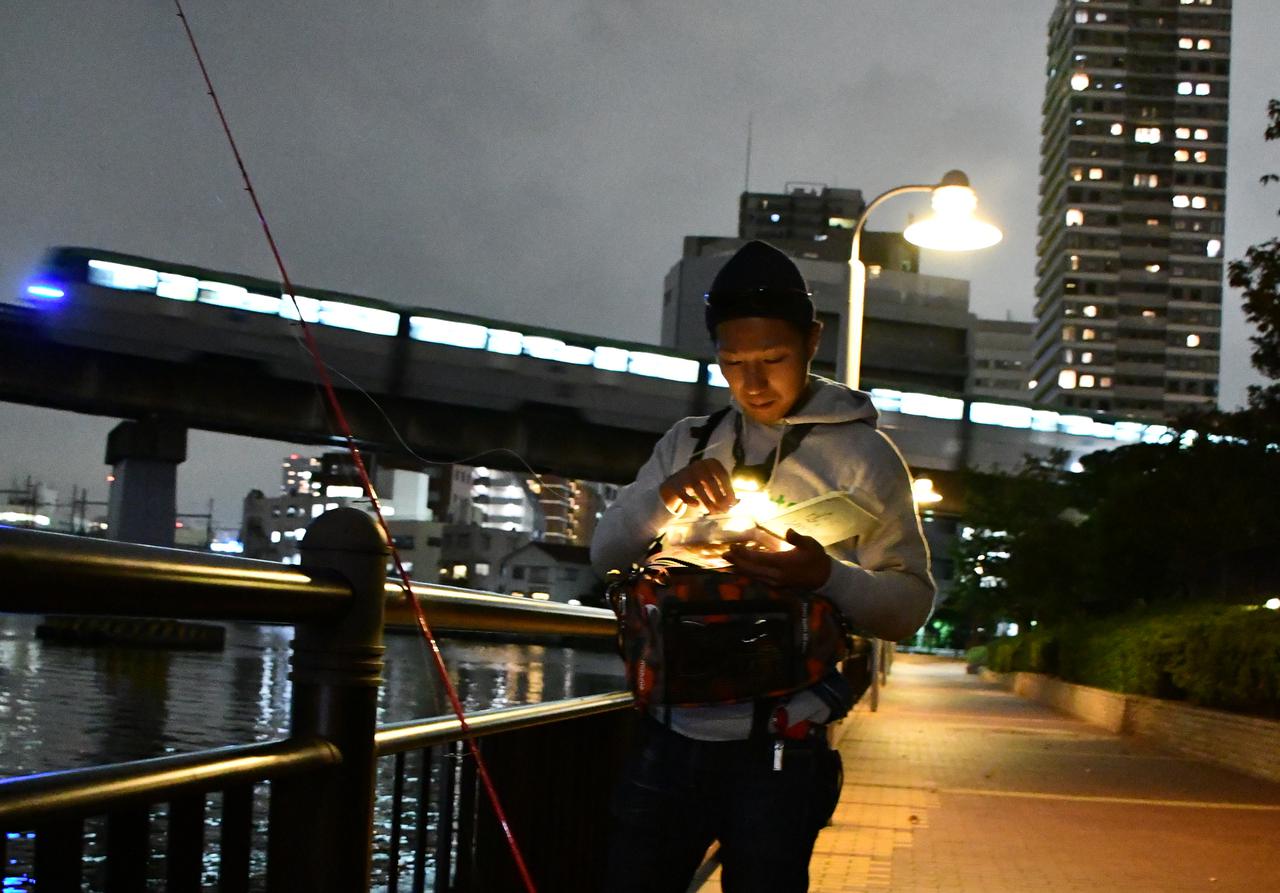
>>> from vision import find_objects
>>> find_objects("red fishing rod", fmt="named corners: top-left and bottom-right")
top-left (170, 3), bottom-right (537, 889)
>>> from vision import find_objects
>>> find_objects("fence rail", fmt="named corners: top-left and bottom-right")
top-left (0, 515), bottom-right (632, 892)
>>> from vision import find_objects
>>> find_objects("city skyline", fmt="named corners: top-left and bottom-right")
top-left (2, 1), bottom-right (1278, 526)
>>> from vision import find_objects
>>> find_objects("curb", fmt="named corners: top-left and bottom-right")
top-left (983, 669), bottom-right (1280, 785)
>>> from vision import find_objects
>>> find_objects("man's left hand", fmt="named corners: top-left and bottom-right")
top-left (725, 529), bottom-right (832, 590)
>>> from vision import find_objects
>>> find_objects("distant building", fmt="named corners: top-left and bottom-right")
top-left (969, 320), bottom-right (1034, 400)
top-left (436, 523), bottom-right (529, 592)
top-left (1031, 0), bottom-right (1231, 419)
top-left (497, 542), bottom-right (596, 604)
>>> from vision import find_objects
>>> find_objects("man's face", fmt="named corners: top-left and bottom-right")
top-left (715, 317), bottom-right (821, 425)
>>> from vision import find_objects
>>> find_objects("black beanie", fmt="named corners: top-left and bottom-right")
top-left (704, 240), bottom-right (815, 338)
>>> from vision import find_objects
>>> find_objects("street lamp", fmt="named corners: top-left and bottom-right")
top-left (842, 169), bottom-right (1002, 389)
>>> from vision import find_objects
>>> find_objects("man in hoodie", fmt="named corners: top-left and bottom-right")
top-left (591, 240), bottom-right (935, 892)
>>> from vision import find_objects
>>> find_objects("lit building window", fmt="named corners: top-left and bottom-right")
top-left (1195, 83), bottom-right (1210, 96)
top-left (1058, 369), bottom-right (1079, 390)
top-left (1206, 239), bottom-right (1222, 257)
top-left (1174, 149), bottom-right (1190, 162)
top-left (1083, 305), bottom-right (1098, 318)
top-left (1063, 325), bottom-right (1077, 341)
top-left (769, 213), bottom-right (781, 223)
top-left (1191, 196), bottom-right (1207, 209)
top-left (1070, 255), bottom-right (1081, 271)
top-left (1175, 127), bottom-right (1191, 139)
top-left (1075, 10), bottom-right (1088, 23)
top-left (1186, 334), bottom-right (1201, 348)
top-left (1082, 328), bottom-right (1096, 341)
top-left (1145, 263), bottom-right (1161, 273)
top-left (1194, 150), bottom-right (1208, 163)
top-left (1071, 72), bottom-right (1090, 91)
top-left (1178, 37), bottom-right (1193, 49)
top-left (1081, 352), bottom-right (1094, 364)
top-left (1088, 167), bottom-right (1104, 180)
top-left (1100, 376), bottom-right (1113, 388)
top-left (1194, 128), bottom-right (1209, 140)
top-left (1147, 217), bottom-right (1160, 226)
top-left (475, 562), bottom-right (490, 575)
top-left (1197, 38), bottom-right (1212, 50)
top-left (1173, 194), bottom-right (1191, 208)
top-left (1177, 82), bottom-right (1193, 95)
top-left (1110, 122), bottom-right (1124, 136)
top-left (1066, 208), bottom-right (1085, 227)
top-left (452, 563), bottom-right (467, 577)
top-left (1079, 374), bottom-right (1096, 388)
top-left (1133, 173), bottom-right (1158, 187)
top-left (1071, 167), bottom-right (1084, 181)
top-left (1142, 309), bottom-right (1157, 319)
top-left (1134, 127), bottom-right (1161, 144)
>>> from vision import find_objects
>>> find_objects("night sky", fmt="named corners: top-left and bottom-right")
top-left (2, 1), bottom-right (1278, 527)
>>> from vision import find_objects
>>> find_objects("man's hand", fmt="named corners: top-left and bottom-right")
top-left (725, 529), bottom-right (832, 590)
top-left (659, 458), bottom-right (737, 515)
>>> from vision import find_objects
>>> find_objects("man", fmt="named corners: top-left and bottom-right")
top-left (590, 240), bottom-right (935, 892)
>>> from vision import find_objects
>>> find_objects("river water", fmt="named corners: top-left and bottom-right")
top-left (0, 614), bottom-right (627, 889)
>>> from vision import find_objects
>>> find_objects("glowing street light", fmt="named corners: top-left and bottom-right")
top-left (843, 170), bottom-right (1002, 388)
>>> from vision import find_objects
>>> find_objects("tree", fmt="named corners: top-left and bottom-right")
top-left (1226, 99), bottom-right (1280, 419)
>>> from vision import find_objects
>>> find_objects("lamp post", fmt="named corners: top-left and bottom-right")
top-left (842, 169), bottom-right (1003, 389)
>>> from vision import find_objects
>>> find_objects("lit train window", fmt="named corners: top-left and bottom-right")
top-left (199, 281), bottom-right (281, 314)
top-left (156, 273), bottom-right (198, 301)
top-left (87, 259), bottom-right (158, 292)
top-left (968, 402), bottom-right (1033, 429)
top-left (707, 364), bottom-right (729, 388)
top-left (899, 393), bottom-right (964, 420)
top-left (317, 301), bottom-right (399, 336)
top-left (521, 335), bottom-right (594, 365)
top-left (626, 352), bottom-right (699, 383)
top-left (409, 315), bottom-right (488, 348)
top-left (592, 346), bottom-right (629, 372)
top-left (486, 329), bottom-right (523, 355)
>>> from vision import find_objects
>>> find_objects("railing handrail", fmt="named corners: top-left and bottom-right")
top-left (0, 524), bottom-right (352, 622)
top-left (375, 691), bottom-right (634, 756)
top-left (0, 738), bottom-right (339, 825)
top-left (0, 524), bottom-right (619, 640)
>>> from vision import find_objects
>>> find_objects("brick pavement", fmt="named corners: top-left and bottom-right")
top-left (703, 652), bottom-right (1280, 892)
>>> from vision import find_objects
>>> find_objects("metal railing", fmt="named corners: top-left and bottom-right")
top-left (0, 513), bottom-right (633, 892)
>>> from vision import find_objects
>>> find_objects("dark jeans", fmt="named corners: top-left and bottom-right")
top-left (604, 718), bottom-right (842, 893)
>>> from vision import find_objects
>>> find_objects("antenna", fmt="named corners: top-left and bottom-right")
top-left (744, 113), bottom-right (753, 193)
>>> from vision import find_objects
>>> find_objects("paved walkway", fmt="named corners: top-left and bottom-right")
top-left (709, 653), bottom-right (1280, 892)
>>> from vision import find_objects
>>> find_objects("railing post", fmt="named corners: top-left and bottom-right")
top-left (267, 508), bottom-right (387, 892)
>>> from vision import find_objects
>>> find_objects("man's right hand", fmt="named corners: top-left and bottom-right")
top-left (659, 459), bottom-right (737, 515)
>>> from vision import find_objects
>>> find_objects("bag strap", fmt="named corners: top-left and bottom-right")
top-left (689, 406), bottom-right (731, 461)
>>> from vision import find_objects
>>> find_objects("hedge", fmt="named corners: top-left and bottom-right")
top-left (975, 604), bottom-right (1280, 718)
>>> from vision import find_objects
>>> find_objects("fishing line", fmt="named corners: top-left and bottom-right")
top-left (171, 3), bottom-right (537, 889)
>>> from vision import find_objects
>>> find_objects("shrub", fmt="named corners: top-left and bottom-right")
top-left (978, 605), bottom-right (1280, 717)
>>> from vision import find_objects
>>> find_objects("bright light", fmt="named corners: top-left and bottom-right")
top-left (912, 478), bottom-right (943, 505)
top-left (326, 485), bottom-right (364, 498)
top-left (707, 364), bottom-right (729, 388)
top-left (592, 345), bottom-right (629, 372)
top-left (1265, 598), bottom-right (1280, 611)
top-left (1186, 334), bottom-right (1201, 348)
top-left (1206, 239), bottom-right (1221, 257)
top-left (1006, 622), bottom-right (1020, 637)
top-left (903, 184), bottom-right (1002, 251)
top-left (25, 284), bottom-right (65, 300)
top-left (1070, 72), bottom-right (1090, 91)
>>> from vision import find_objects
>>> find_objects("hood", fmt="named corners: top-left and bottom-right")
top-left (783, 375), bottom-right (879, 426)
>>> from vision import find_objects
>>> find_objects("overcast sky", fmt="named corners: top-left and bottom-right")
top-left (2, 1), bottom-right (1278, 528)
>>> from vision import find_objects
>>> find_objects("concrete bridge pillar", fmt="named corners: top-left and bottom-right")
top-left (104, 420), bottom-right (187, 546)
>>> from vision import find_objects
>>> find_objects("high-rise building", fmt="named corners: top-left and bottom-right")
top-left (969, 319), bottom-right (1034, 400)
top-left (1031, 0), bottom-right (1231, 419)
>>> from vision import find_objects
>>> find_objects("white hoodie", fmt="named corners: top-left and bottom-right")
top-left (590, 375), bottom-right (936, 740)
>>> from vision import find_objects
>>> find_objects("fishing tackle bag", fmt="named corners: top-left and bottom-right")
top-left (609, 564), bottom-right (851, 708)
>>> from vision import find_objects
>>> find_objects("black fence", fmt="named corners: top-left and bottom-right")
top-left (0, 512), bottom-right (633, 891)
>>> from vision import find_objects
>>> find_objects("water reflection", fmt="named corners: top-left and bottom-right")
top-left (0, 616), bottom-right (625, 778)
